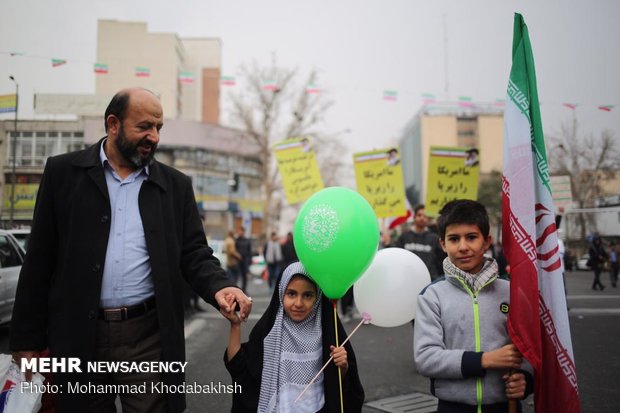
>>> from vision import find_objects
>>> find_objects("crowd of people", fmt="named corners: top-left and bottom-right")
top-left (9, 86), bottom-right (597, 412)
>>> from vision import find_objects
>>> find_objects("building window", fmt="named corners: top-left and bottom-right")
top-left (457, 117), bottom-right (478, 148)
top-left (7, 131), bottom-right (84, 168)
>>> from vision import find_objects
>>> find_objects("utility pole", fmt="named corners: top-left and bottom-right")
top-left (8, 76), bottom-right (18, 228)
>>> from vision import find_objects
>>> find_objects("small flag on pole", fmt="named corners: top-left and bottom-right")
top-left (0, 94), bottom-right (17, 113)
top-left (562, 103), bottom-right (577, 110)
top-left (458, 96), bottom-right (474, 107)
top-left (220, 76), bottom-right (236, 86)
top-left (94, 63), bottom-right (109, 74)
top-left (598, 105), bottom-right (614, 112)
top-left (383, 90), bottom-right (398, 101)
top-left (135, 67), bottom-right (150, 78)
top-left (421, 93), bottom-right (436, 104)
top-left (51, 59), bottom-right (67, 67)
top-left (503, 13), bottom-right (580, 413)
top-left (262, 80), bottom-right (278, 91)
top-left (178, 71), bottom-right (195, 84)
top-left (305, 83), bottom-right (321, 94)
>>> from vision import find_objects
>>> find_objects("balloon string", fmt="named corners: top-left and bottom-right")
top-left (333, 301), bottom-right (344, 413)
top-left (294, 316), bottom-right (368, 404)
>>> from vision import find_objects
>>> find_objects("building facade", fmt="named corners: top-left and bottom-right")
top-left (1, 118), bottom-right (263, 239)
top-left (96, 19), bottom-right (221, 124)
top-left (399, 102), bottom-right (504, 206)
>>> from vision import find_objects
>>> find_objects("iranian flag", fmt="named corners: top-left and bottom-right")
top-left (502, 14), bottom-right (580, 412)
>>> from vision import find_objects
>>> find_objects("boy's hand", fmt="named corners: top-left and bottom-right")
top-left (330, 345), bottom-right (349, 374)
top-left (503, 371), bottom-right (527, 400)
top-left (481, 344), bottom-right (522, 370)
top-left (218, 293), bottom-right (242, 325)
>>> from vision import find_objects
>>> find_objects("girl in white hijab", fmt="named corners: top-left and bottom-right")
top-left (221, 261), bottom-right (364, 412)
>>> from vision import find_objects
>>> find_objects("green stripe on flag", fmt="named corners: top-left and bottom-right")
top-left (509, 14), bottom-right (550, 192)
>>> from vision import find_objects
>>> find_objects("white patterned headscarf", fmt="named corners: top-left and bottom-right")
top-left (258, 261), bottom-right (324, 413)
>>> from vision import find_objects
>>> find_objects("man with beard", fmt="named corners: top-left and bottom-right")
top-left (10, 88), bottom-right (253, 413)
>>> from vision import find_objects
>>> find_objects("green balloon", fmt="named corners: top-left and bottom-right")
top-left (294, 187), bottom-right (379, 299)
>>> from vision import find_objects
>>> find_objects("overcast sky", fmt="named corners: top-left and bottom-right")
top-left (1, 0), bottom-right (618, 155)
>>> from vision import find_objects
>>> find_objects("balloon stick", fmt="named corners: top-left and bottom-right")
top-left (294, 311), bottom-right (372, 404)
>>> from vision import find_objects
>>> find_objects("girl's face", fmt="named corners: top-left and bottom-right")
top-left (440, 223), bottom-right (492, 274)
top-left (283, 276), bottom-right (318, 322)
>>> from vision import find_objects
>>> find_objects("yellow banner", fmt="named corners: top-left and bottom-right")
top-left (3, 183), bottom-right (39, 211)
top-left (273, 137), bottom-right (324, 205)
top-left (353, 148), bottom-right (406, 218)
top-left (425, 146), bottom-right (480, 217)
top-left (0, 94), bottom-right (17, 113)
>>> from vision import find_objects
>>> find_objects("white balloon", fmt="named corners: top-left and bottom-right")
top-left (354, 248), bottom-right (432, 327)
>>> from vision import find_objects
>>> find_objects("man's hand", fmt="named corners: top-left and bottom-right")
top-left (481, 344), bottom-right (522, 370)
top-left (219, 293), bottom-right (242, 325)
top-left (12, 351), bottom-right (37, 381)
top-left (215, 287), bottom-right (253, 321)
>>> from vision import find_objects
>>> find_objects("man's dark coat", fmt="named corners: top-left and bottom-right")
top-left (10, 138), bottom-right (234, 412)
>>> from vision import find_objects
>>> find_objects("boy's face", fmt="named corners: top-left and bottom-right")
top-left (440, 223), bottom-right (492, 274)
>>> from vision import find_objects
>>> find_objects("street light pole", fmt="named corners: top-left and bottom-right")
top-left (8, 76), bottom-right (18, 228)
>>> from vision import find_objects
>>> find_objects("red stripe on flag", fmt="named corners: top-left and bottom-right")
top-left (542, 257), bottom-right (562, 272)
top-left (536, 299), bottom-right (581, 412)
top-left (388, 209), bottom-right (412, 230)
top-left (502, 192), bottom-right (542, 371)
top-left (536, 223), bottom-right (557, 247)
top-left (538, 244), bottom-right (559, 261)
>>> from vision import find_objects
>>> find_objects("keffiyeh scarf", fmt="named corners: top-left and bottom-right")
top-left (258, 261), bottom-right (324, 413)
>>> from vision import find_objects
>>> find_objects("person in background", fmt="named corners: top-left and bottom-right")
top-left (235, 226), bottom-right (253, 293)
top-left (609, 242), bottom-right (618, 288)
top-left (414, 199), bottom-right (533, 413)
top-left (281, 232), bottom-right (298, 267)
top-left (221, 261), bottom-right (365, 412)
top-left (264, 231), bottom-right (283, 290)
top-left (395, 205), bottom-right (444, 280)
top-left (225, 230), bottom-right (242, 287)
top-left (588, 235), bottom-right (608, 291)
top-left (9, 88), bottom-right (252, 412)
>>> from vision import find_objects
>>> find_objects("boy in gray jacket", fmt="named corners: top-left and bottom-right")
top-left (414, 200), bottom-right (533, 413)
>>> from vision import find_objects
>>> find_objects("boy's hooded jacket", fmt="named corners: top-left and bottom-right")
top-left (414, 260), bottom-right (533, 408)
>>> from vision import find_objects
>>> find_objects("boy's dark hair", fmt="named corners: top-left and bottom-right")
top-left (436, 199), bottom-right (490, 239)
top-left (413, 204), bottom-right (425, 215)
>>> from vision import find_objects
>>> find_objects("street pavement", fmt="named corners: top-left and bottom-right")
top-left (183, 270), bottom-right (620, 413)
top-left (0, 269), bottom-right (618, 412)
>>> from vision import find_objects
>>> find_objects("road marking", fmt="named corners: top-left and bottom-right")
top-left (184, 318), bottom-right (208, 339)
top-left (567, 295), bottom-right (620, 299)
top-left (569, 308), bottom-right (620, 315)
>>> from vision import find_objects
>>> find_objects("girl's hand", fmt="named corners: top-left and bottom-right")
top-left (219, 293), bottom-right (242, 325)
top-left (330, 345), bottom-right (349, 374)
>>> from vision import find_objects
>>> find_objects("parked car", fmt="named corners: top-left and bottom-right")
top-left (7, 228), bottom-right (30, 254)
top-left (576, 254), bottom-right (591, 271)
top-left (0, 230), bottom-right (25, 324)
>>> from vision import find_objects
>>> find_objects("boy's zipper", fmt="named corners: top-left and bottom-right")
top-left (455, 278), bottom-right (495, 413)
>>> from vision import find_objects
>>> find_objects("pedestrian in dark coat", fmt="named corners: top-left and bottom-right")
top-left (9, 88), bottom-right (253, 412)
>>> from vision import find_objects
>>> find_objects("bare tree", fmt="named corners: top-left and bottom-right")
top-left (227, 58), bottom-right (338, 235)
top-left (547, 114), bottom-right (619, 239)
